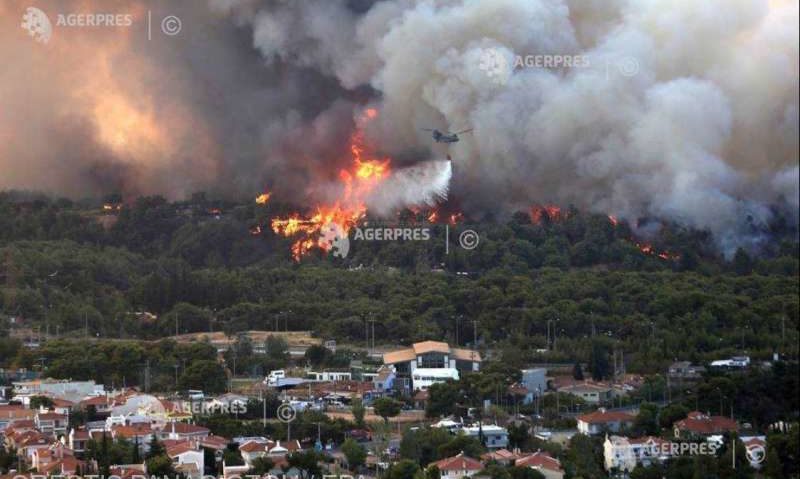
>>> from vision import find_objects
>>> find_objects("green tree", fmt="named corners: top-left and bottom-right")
top-left (146, 435), bottom-right (166, 459)
top-left (589, 339), bottom-right (611, 381)
top-left (658, 403), bottom-right (689, 430)
top-left (507, 423), bottom-right (529, 449)
top-left (287, 450), bottom-right (323, 479)
top-left (373, 397), bottom-right (402, 425)
top-left (386, 459), bottom-right (421, 479)
top-left (145, 455), bottom-right (177, 477)
top-left (29, 395), bottom-right (54, 410)
top-left (508, 466), bottom-right (544, 479)
top-left (351, 398), bottom-right (366, 429)
top-left (341, 438), bottom-right (367, 470)
top-left (572, 362), bottom-right (584, 380)
top-left (426, 381), bottom-right (460, 418)
top-left (249, 456), bottom-right (275, 476)
top-left (179, 360), bottom-right (227, 393)
top-left (304, 344), bottom-right (330, 367)
top-left (265, 335), bottom-right (289, 361)
top-left (634, 403), bottom-right (659, 436)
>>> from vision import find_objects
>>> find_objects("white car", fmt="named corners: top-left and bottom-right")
top-left (265, 370), bottom-right (286, 386)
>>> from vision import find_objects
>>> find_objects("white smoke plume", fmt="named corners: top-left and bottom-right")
top-left (229, 0), bottom-right (798, 253)
top-left (1, 0), bottom-right (797, 255)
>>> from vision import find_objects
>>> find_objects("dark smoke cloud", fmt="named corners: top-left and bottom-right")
top-left (1, 0), bottom-right (798, 254)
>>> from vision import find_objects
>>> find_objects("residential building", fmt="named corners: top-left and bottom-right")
top-left (603, 435), bottom-right (670, 473)
top-left (306, 371), bottom-right (352, 382)
top-left (68, 428), bottom-right (91, 454)
top-left (709, 356), bottom-right (750, 369)
top-left (166, 421), bottom-right (211, 441)
top-left (238, 439), bottom-right (302, 467)
top-left (577, 409), bottom-right (635, 435)
top-left (515, 451), bottom-right (564, 479)
top-left (383, 341), bottom-right (481, 394)
top-left (673, 411), bottom-right (738, 439)
top-left (460, 424), bottom-right (509, 449)
top-left (428, 452), bottom-right (483, 479)
top-left (166, 440), bottom-right (205, 479)
top-left (557, 383), bottom-right (613, 405)
top-left (12, 379), bottom-right (104, 405)
top-left (480, 448), bottom-right (519, 466)
top-left (372, 366), bottom-right (395, 393)
top-left (34, 412), bottom-right (68, 436)
top-left (520, 369), bottom-right (547, 404)
top-left (667, 362), bottom-right (705, 381)
top-left (0, 404), bottom-right (36, 431)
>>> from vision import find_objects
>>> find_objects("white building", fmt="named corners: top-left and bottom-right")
top-left (603, 435), bottom-right (670, 473)
top-left (306, 371), bottom-right (352, 382)
top-left (12, 379), bottom-right (104, 405)
top-left (412, 368), bottom-right (460, 390)
top-left (460, 424), bottom-right (509, 449)
top-left (166, 442), bottom-right (205, 479)
top-left (383, 341), bottom-right (481, 393)
top-left (429, 452), bottom-right (483, 479)
top-left (577, 409), bottom-right (635, 435)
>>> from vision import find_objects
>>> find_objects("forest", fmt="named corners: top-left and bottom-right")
top-left (0, 191), bottom-right (797, 377)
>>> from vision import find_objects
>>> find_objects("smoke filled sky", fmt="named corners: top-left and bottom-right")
top-left (1, 0), bottom-right (798, 252)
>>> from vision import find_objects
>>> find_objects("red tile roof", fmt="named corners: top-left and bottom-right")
top-left (239, 440), bottom-right (267, 453)
top-left (200, 434), bottom-right (230, 450)
top-left (515, 451), bottom-right (563, 472)
top-left (430, 453), bottom-right (483, 471)
top-left (577, 409), bottom-right (635, 424)
top-left (674, 411), bottom-right (738, 435)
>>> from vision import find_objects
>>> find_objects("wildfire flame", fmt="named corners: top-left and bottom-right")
top-left (530, 205), bottom-right (563, 224)
top-left (256, 192), bottom-right (271, 205)
top-left (636, 242), bottom-right (680, 261)
top-left (270, 108), bottom-right (390, 260)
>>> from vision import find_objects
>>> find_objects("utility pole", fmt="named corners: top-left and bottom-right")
top-left (144, 360), bottom-right (150, 393)
top-left (260, 389), bottom-right (266, 427)
top-left (369, 319), bottom-right (376, 356)
top-left (472, 320), bottom-right (478, 364)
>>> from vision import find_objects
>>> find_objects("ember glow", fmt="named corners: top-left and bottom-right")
top-left (270, 109), bottom-right (391, 260)
top-left (256, 192), bottom-right (271, 205)
top-left (530, 205), bottom-right (563, 224)
top-left (636, 242), bottom-right (680, 261)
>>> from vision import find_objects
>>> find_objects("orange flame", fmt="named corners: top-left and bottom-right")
top-left (530, 205), bottom-right (563, 224)
top-left (270, 108), bottom-right (390, 260)
top-left (636, 242), bottom-right (680, 260)
top-left (256, 192), bottom-right (271, 205)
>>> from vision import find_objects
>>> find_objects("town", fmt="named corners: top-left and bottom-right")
top-left (3, 0), bottom-right (799, 477)
top-left (0, 333), bottom-right (797, 479)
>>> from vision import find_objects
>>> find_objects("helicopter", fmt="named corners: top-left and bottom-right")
top-left (421, 127), bottom-right (473, 144)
